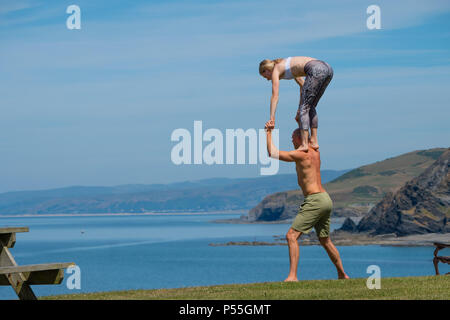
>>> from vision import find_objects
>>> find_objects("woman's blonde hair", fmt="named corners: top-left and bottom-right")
top-left (259, 58), bottom-right (283, 75)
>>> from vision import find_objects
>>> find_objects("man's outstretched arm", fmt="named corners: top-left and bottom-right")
top-left (265, 122), bottom-right (301, 162)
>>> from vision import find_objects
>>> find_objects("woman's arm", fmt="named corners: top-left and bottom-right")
top-left (295, 77), bottom-right (304, 104)
top-left (294, 77), bottom-right (304, 87)
top-left (269, 70), bottom-right (280, 122)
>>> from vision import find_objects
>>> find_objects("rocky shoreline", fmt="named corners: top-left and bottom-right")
top-left (209, 231), bottom-right (450, 247)
top-left (211, 217), bottom-right (362, 225)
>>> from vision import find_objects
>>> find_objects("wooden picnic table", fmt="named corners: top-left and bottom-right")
top-left (0, 227), bottom-right (75, 300)
top-left (433, 242), bottom-right (450, 275)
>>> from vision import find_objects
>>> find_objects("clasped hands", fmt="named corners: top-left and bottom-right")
top-left (265, 120), bottom-right (275, 132)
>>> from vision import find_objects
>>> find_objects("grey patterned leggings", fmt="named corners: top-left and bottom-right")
top-left (298, 60), bottom-right (333, 130)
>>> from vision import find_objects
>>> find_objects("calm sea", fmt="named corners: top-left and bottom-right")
top-left (0, 214), bottom-right (440, 299)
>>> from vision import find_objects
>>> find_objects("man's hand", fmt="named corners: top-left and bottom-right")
top-left (265, 119), bottom-right (275, 131)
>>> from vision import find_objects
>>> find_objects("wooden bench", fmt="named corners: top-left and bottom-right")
top-left (0, 227), bottom-right (76, 300)
top-left (433, 242), bottom-right (450, 275)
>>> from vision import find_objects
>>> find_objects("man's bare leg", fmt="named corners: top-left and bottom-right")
top-left (285, 228), bottom-right (302, 281)
top-left (319, 237), bottom-right (349, 279)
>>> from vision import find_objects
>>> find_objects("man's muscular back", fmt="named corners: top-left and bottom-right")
top-left (294, 147), bottom-right (324, 196)
top-left (309, 147), bottom-right (326, 193)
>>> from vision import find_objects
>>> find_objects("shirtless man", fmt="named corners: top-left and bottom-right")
top-left (265, 120), bottom-right (349, 281)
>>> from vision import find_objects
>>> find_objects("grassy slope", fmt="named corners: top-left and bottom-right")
top-left (44, 276), bottom-right (449, 300)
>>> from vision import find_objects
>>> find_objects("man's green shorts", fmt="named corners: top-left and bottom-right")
top-left (291, 192), bottom-right (333, 238)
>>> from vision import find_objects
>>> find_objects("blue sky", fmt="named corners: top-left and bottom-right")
top-left (0, 0), bottom-right (449, 192)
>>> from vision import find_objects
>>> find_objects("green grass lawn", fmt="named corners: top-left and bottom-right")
top-left (44, 275), bottom-right (449, 300)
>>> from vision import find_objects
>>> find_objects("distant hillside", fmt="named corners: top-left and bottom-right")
top-left (244, 148), bottom-right (448, 222)
top-left (326, 148), bottom-right (446, 210)
top-left (0, 170), bottom-right (347, 215)
top-left (343, 149), bottom-right (449, 235)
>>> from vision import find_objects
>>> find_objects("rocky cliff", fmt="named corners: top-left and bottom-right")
top-left (242, 190), bottom-right (303, 222)
top-left (351, 149), bottom-right (449, 235)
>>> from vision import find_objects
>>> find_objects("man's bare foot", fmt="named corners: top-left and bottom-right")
top-left (297, 144), bottom-right (308, 152)
top-left (284, 276), bottom-right (298, 282)
top-left (338, 274), bottom-right (350, 279)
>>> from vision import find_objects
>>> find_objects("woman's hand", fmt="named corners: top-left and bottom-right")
top-left (295, 110), bottom-right (300, 123)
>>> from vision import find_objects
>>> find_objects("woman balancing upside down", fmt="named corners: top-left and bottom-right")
top-left (259, 56), bottom-right (333, 151)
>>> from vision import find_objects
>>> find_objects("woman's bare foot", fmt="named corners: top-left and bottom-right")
top-left (338, 274), bottom-right (350, 279)
top-left (309, 138), bottom-right (319, 150)
top-left (310, 128), bottom-right (319, 150)
top-left (284, 276), bottom-right (298, 282)
top-left (297, 144), bottom-right (309, 152)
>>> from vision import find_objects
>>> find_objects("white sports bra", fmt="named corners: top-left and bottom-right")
top-left (283, 57), bottom-right (294, 80)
